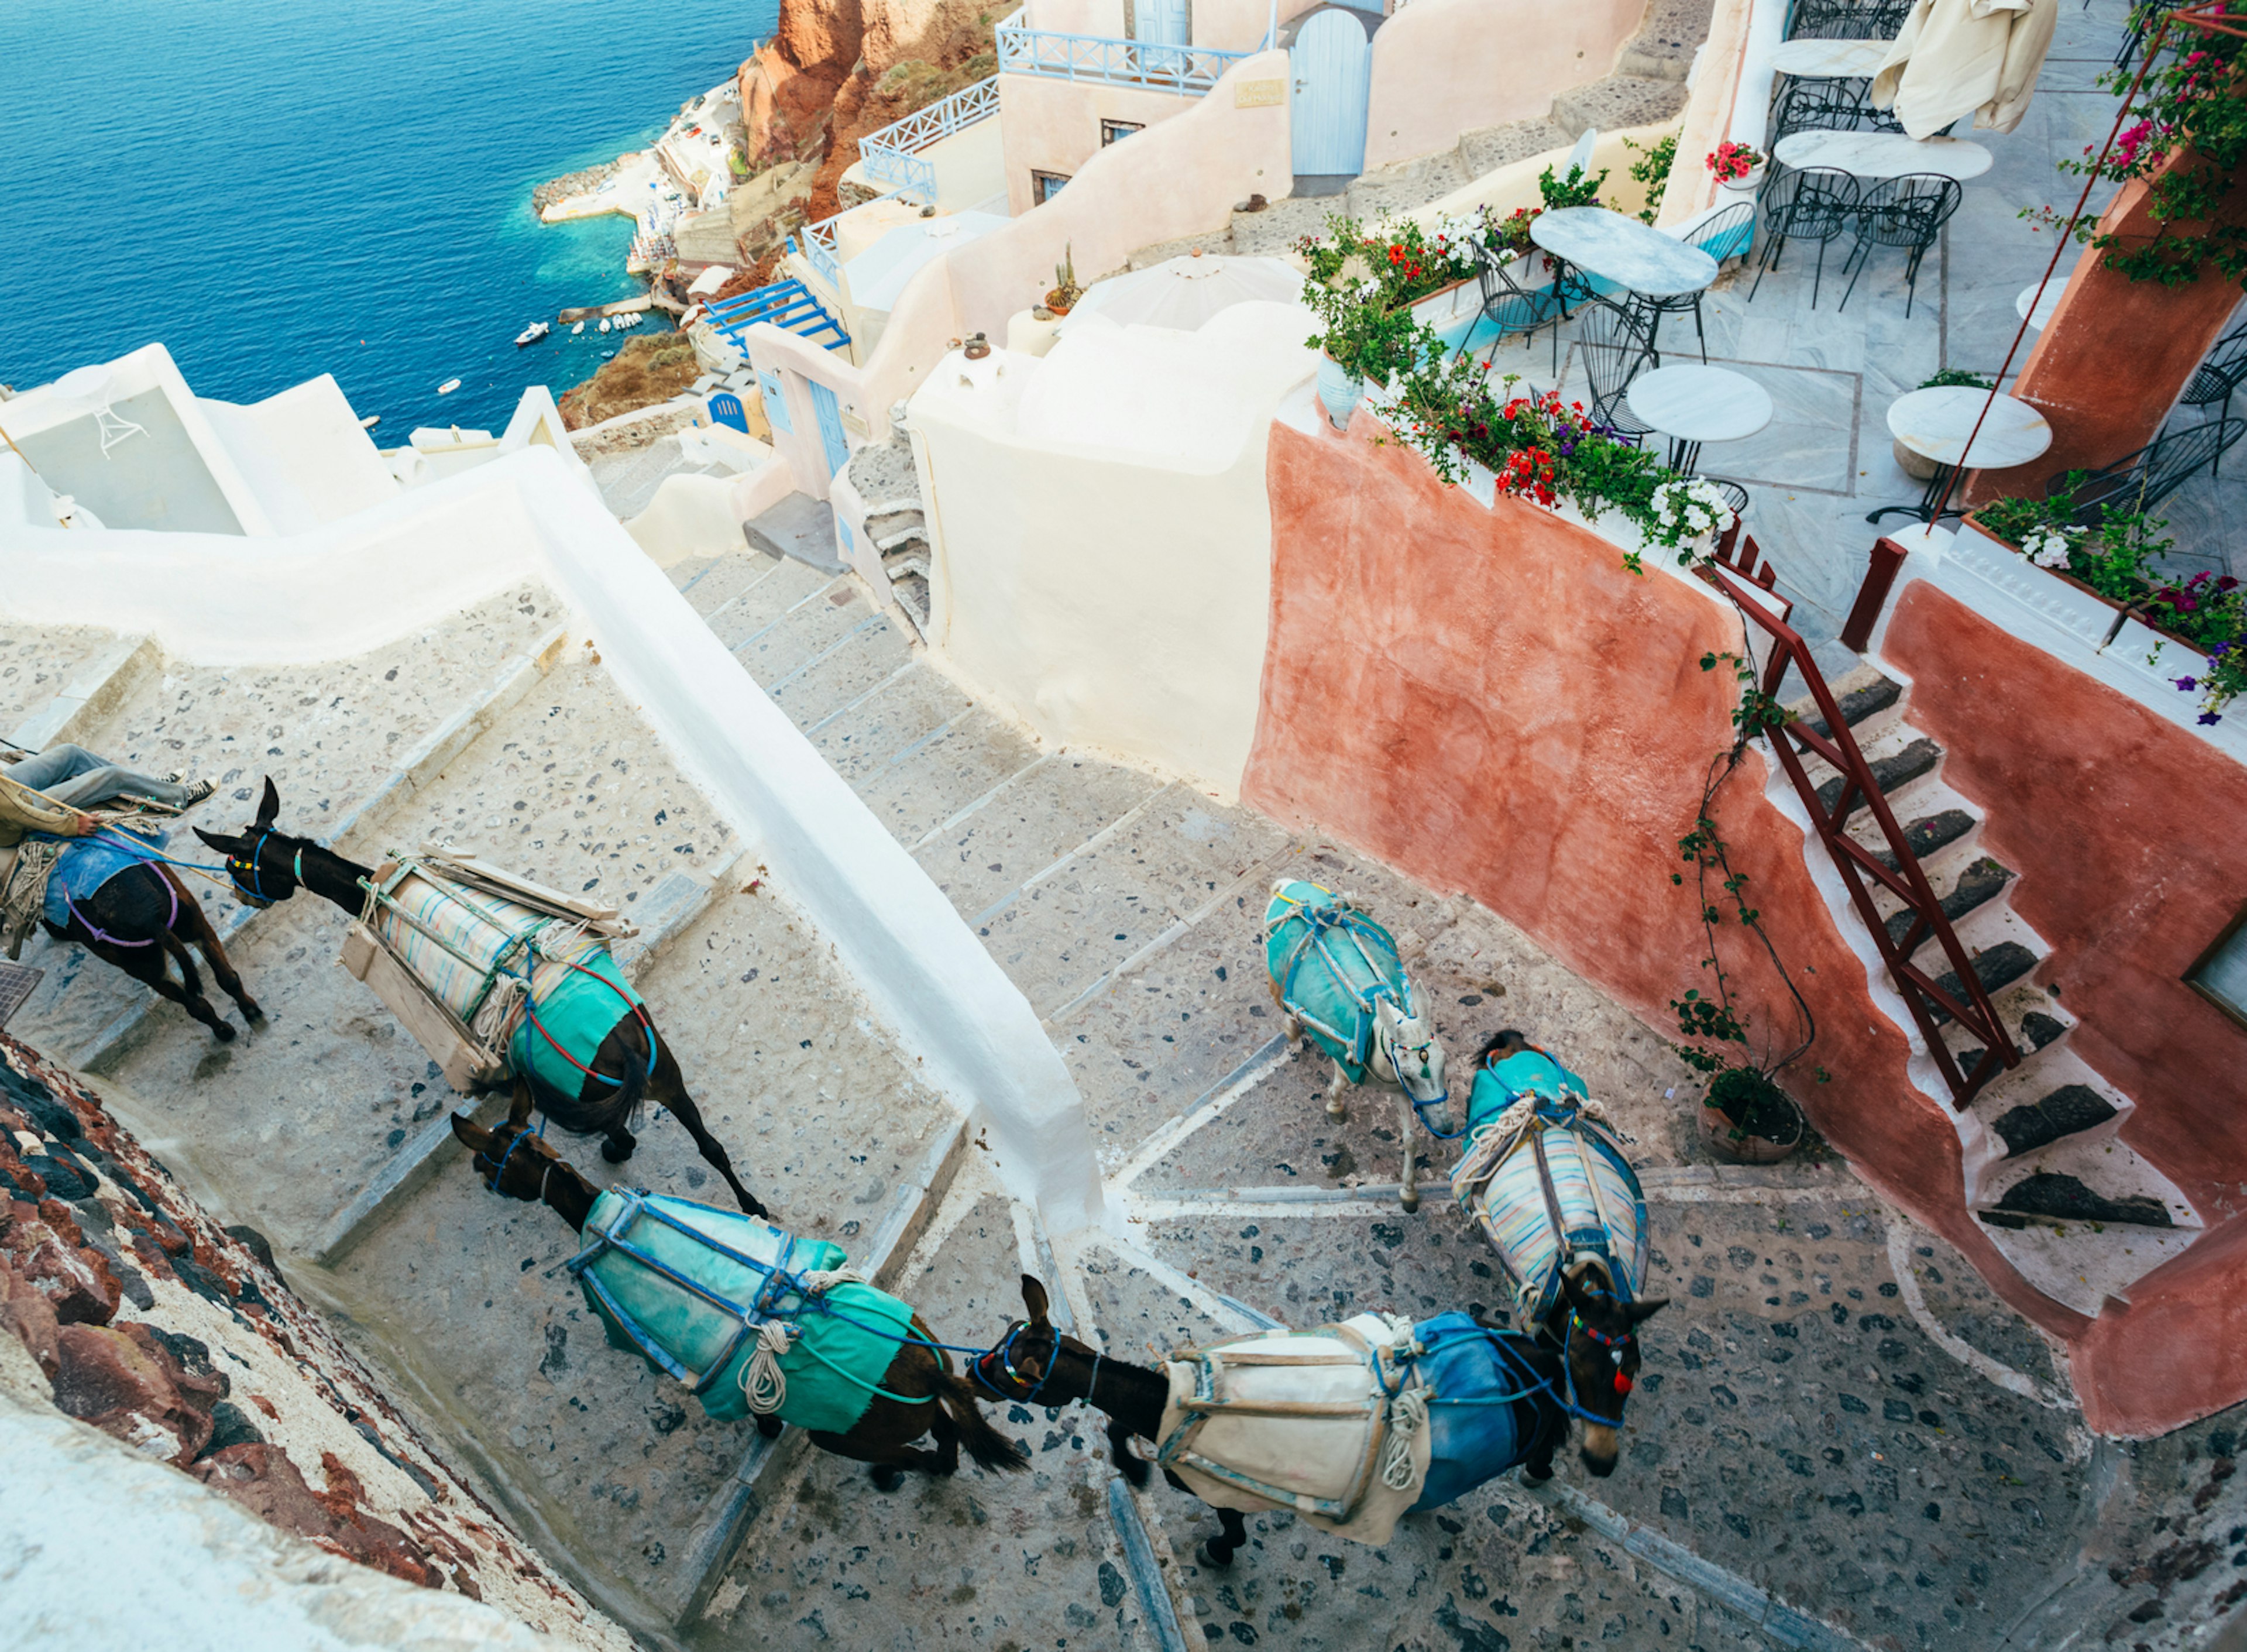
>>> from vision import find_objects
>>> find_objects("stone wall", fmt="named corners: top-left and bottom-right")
top-left (0, 1033), bottom-right (629, 1648)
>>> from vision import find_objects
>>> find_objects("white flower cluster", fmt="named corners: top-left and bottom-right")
top-left (2021, 527), bottom-right (2073, 569)
top-left (1651, 476), bottom-right (1732, 541)
top-left (1434, 212), bottom-right (1480, 246)
top-left (1355, 277), bottom-right (1383, 300)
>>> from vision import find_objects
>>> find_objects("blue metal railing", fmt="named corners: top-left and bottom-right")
top-left (994, 8), bottom-right (1257, 95)
top-left (786, 185), bottom-right (913, 294)
top-left (705, 279), bottom-right (851, 352)
top-left (857, 76), bottom-right (1001, 204)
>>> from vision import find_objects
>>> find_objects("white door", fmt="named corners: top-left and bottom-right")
top-left (1291, 10), bottom-right (1372, 177)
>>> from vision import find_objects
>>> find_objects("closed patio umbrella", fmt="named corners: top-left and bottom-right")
top-left (1872, 0), bottom-right (2060, 140)
top-left (1059, 252), bottom-right (1305, 334)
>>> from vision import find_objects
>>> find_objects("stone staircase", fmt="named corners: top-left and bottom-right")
top-left (1126, 0), bottom-right (1709, 268)
top-left (843, 436), bottom-right (932, 638)
top-left (1790, 665), bottom-right (2202, 1318)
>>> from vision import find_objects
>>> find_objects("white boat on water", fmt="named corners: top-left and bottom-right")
top-left (514, 321), bottom-right (551, 347)
top-left (598, 318), bottom-right (611, 333)
top-left (572, 320), bottom-right (585, 335)
top-left (359, 414), bottom-right (380, 430)
top-left (437, 378), bottom-right (461, 395)
top-left (600, 351), bottom-right (615, 360)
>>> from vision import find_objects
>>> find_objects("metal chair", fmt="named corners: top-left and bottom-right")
top-left (1788, 0), bottom-right (1910, 37)
top-left (1572, 301), bottom-right (1660, 445)
top-left (1750, 166), bottom-right (1859, 307)
top-left (1838, 174), bottom-right (1961, 317)
top-left (2046, 418), bottom-right (2247, 521)
top-left (1469, 241), bottom-right (1569, 375)
top-left (1768, 75), bottom-right (1885, 142)
top-left (2180, 325), bottom-right (2247, 472)
top-left (1630, 202), bottom-right (1754, 363)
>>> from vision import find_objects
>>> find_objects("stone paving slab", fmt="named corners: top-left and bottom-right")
top-left (0, 619), bottom-right (118, 731)
top-left (768, 614), bottom-right (911, 730)
top-left (806, 667), bottom-right (975, 794)
top-left (706, 559), bottom-right (835, 653)
top-left (977, 860), bottom-right (1206, 1019)
top-left (689, 1189), bottom-right (1163, 1652)
top-left (913, 755), bottom-right (1165, 921)
top-left (680, 551), bottom-right (786, 619)
top-left (853, 712), bottom-right (1040, 848)
top-left (733, 579), bottom-right (876, 690)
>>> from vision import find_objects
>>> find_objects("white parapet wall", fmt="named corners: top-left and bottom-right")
top-left (0, 376), bottom-right (1105, 1234)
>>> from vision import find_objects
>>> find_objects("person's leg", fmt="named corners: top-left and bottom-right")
top-left (27, 749), bottom-right (198, 810)
top-left (6, 744), bottom-right (104, 794)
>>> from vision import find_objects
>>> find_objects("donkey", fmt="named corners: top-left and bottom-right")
top-left (451, 1112), bottom-right (1028, 1488)
top-left (196, 779), bottom-right (761, 1213)
top-left (984, 1273), bottom-right (1664, 1567)
top-left (1263, 879), bottom-right (1451, 1209)
top-left (38, 843), bottom-right (262, 1040)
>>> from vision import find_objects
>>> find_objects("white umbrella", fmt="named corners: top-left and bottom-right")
top-left (1059, 252), bottom-right (1305, 334)
top-left (1873, 0), bottom-right (2059, 140)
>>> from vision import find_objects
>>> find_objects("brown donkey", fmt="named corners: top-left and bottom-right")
top-left (451, 1111), bottom-right (1029, 1489)
top-left (44, 847), bottom-right (261, 1040)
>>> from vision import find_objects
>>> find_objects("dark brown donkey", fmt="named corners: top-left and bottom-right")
top-left (196, 779), bottom-right (761, 1212)
top-left (451, 1112), bottom-right (1029, 1488)
top-left (45, 844), bottom-right (261, 1040)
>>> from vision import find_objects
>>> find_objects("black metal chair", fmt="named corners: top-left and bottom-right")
top-left (2117, 0), bottom-right (2186, 71)
top-left (1629, 202), bottom-right (1754, 364)
top-left (2180, 325), bottom-right (2247, 471)
top-left (1768, 75), bottom-right (1894, 142)
top-left (1703, 478), bottom-right (1751, 519)
top-left (1837, 173), bottom-right (1961, 317)
top-left (2046, 418), bottom-right (2247, 521)
top-left (1750, 166), bottom-right (1859, 307)
top-left (1573, 301), bottom-right (1660, 445)
top-left (1787, 0), bottom-right (1911, 39)
top-left (1469, 240), bottom-right (1569, 375)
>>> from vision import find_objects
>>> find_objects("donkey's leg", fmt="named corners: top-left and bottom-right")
top-left (600, 1122), bottom-right (637, 1164)
top-left (1326, 1063), bottom-right (1349, 1121)
top-left (651, 1042), bottom-right (764, 1216)
top-left (175, 876), bottom-right (261, 1022)
top-left (1197, 1506), bottom-right (1250, 1568)
top-left (133, 933), bottom-right (234, 1041)
top-left (1399, 1090), bottom-right (1420, 1213)
top-left (806, 1427), bottom-right (945, 1491)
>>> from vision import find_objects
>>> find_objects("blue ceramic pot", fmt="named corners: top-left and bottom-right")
top-left (1317, 352), bottom-right (1365, 430)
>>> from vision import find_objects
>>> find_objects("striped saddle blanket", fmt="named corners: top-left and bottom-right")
top-left (570, 1188), bottom-right (919, 1435)
top-left (1155, 1314), bottom-right (1433, 1545)
top-left (1264, 881), bottom-right (1410, 1085)
top-left (1450, 1051), bottom-right (1648, 1322)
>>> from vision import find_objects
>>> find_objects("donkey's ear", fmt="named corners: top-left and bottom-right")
top-left (193, 826), bottom-right (244, 855)
top-left (1626, 1297), bottom-right (1670, 1324)
top-left (255, 777), bottom-right (280, 829)
top-left (1021, 1273), bottom-right (1051, 1326)
top-left (450, 1112), bottom-right (494, 1155)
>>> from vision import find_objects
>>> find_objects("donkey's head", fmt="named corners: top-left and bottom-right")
top-left (450, 1111), bottom-right (599, 1231)
top-left (1372, 984), bottom-right (1448, 1114)
top-left (194, 778), bottom-right (309, 908)
top-left (1555, 1260), bottom-right (1667, 1478)
top-left (977, 1275), bottom-right (1162, 1486)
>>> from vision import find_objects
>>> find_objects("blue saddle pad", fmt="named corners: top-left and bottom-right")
top-left (43, 831), bottom-right (167, 928)
top-left (1410, 1313), bottom-right (1535, 1510)
top-left (1465, 1050), bottom-right (1588, 1132)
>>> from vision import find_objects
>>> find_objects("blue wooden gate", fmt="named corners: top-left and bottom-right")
top-left (808, 380), bottom-right (850, 478)
top-left (1290, 10), bottom-right (1371, 177)
top-left (1134, 0), bottom-right (1190, 75)
top-left (708, 390), bottom-right (748, 434)
top-left (757, 370), bottom-right (793, 434)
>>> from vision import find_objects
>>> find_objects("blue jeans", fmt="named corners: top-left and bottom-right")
top-left (8, 744), bottom-right (193, 810)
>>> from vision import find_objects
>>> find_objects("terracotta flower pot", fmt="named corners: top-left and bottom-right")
top-left (1699, 1100), bottom-right (1804, 1165)
top-left (1698, 1070), bottom-right (1806, 1165)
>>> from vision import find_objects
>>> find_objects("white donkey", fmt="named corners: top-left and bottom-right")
top-left (1263, 880), bottom-right (1453, 1209)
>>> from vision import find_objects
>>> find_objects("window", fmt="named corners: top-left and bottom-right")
top-left (1101, 120), bottom-right (1144, 146)
top-left (2186, 901), bottom-right (2247, 1031)
top-left (1031, 170), bottom-right (1071, 204)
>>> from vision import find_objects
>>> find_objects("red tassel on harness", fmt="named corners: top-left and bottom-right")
top-left (1613, 1371), bottom-right (1633, 1396)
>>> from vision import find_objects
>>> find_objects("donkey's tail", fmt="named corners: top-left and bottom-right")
top-left (937, 1372), bottom-right (1030, 1474)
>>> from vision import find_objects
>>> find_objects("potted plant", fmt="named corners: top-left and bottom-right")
top-left (1698, 1064), bottom-right (1807, 1163)
top-left (1298, 214), bottom-right (1470, 428)
top-left (1895, 369), bottom-right (1994, 479)
top-left (1044, 244), bottom-right (1083, 317)
top-left (1706, 140), bottom-right (1765, 197)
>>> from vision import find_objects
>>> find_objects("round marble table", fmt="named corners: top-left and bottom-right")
top-left (1530, 207), bottom-right (1720, 299)
top-left (1627, 364), bottom-right (1774, 474)
top-left (1772, 130), bottom-right (1994, 180)
top-left (2015, 280), bottom-right (2067, 330)
top-left (1768, 37), bottom-right (1892, 77)
top-left (1871, 386), bottom-right (2052, 523)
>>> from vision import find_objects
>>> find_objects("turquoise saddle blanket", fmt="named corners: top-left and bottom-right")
top-left (1263, 880), bottom-right (1408, 1086)
top-left (570, 1188), bottom-right (920, 1435)
top-left (43, 828), bottom-right (169, 928)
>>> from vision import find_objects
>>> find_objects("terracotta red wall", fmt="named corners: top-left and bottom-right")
top-left (1882, 582), bottom-right (2247, 1433)
top-left (1968, 159), bottom-right (2247, 503)
top-left (1243, 411), bottom-right (2100, 1352)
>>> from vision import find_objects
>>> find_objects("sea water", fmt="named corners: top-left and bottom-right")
top-left (0, 0), bottom-right (778, 437)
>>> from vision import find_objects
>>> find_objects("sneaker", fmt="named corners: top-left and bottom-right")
top-left (181, 778), bottom-right (215, 807)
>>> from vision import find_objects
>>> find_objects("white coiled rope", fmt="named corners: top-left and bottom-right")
top-left (737, 1269), bottom-right (867, 1415)
top-left (1380, 1386), bottom-right (1429, 1491)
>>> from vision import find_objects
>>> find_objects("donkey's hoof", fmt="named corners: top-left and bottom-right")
top-left (241, 1001), bottom-right (266, 1024)
top-left (1399, 1194), bottom-right (1420, 1214)
top-left (1325, 1099), bottom-right (1348, 1120)
top-left (755, 1414), bottom-right (783, 1440)
top-left (1195, 1541), bottom-right (1235, 1570)
top-left (211, 1021), bottom-right (238, 1043)
top-left (1523, 1462), bottom-right (1554, 1483)
top-left (870, 1465), bottom-right (906, 1492)
top-left (601, 1135), bottom-right (636, 1164)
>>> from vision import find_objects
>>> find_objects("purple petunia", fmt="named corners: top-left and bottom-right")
top-left (2176, 676), bottom-right (2200, 691)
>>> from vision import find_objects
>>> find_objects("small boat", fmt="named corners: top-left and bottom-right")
top-left (359, 414), bottom-right (380, 430)
top-left (437, 378), bottom-right (461, 395)
top-left (600, 350), bottom-right (616, 360)
top-left (514, 321), bottom-right (551, 347)
top-left (599, 317), bottom-right (611, 333)
top-left (572, 320), bottom-right (585, 335)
